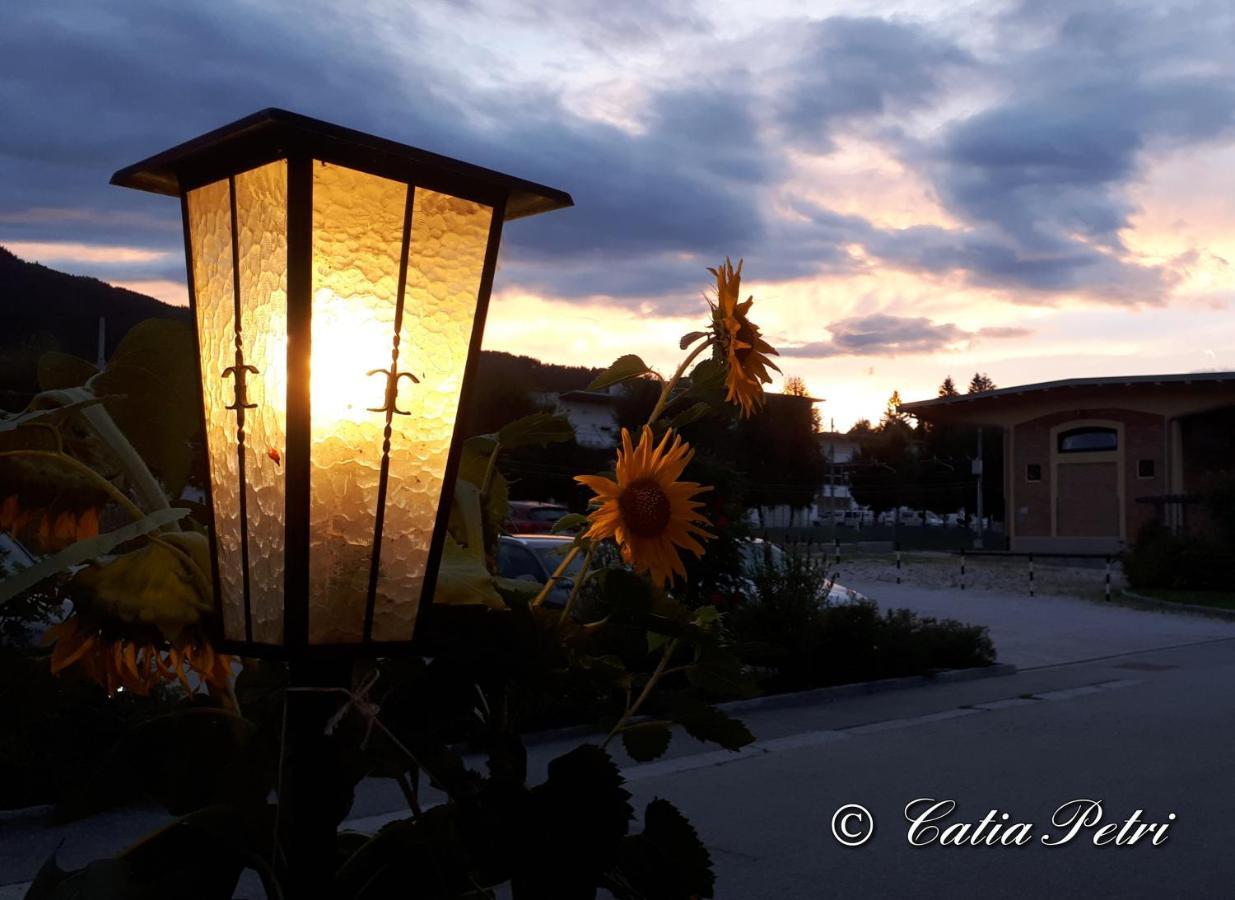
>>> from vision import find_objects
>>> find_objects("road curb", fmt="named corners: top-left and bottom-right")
top-left (1118, 588), bottom-right (1235, 621)
top-left (521, 663), bottom-right (1018, 748)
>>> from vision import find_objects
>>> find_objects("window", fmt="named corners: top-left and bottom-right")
top-left (497, 542), bottom-right (544, 581)
top-left (1026, 463), bottom-right (1042, 482)
top-left (1138, 459), bottom-right (1155, 479)
top-left (1058, 426), bottom-right (1117, 453)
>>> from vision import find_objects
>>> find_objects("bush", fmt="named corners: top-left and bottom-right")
top-left (1124, 522), bottom-right (1235, 591)
top-left (726, 545), bottom-right (995, 693)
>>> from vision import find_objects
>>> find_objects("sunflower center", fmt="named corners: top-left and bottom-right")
top-left (619, 479), bottom-right (672, 538)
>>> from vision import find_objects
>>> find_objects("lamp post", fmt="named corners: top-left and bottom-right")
top-left (112, 108), bottom-right (572, 893)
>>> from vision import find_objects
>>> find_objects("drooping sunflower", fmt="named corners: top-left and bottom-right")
top-left (43, 530), bottom-right (232, 696)
top-left (575, 426), bottom-right (712, 587)
top-left (709, 257), bottom-right (780, 417)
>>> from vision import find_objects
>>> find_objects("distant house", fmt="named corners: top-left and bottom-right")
top-left (902, 372), bottom-right (1235, 553)
top-left (536, 389), bottom-right (620, 449)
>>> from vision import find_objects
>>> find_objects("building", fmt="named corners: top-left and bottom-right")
top-left (901, 372), bottom-right (1235, 553)
top-left (538, 389), bottom-right (620, 449)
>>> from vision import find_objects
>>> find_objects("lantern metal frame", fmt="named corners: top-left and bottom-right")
top-left (112, 109), bottom-right (573, 660)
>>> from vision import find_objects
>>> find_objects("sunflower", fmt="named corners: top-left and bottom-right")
top-left (575, 426), bottom-right (712, 586)
top-left (44, 530), bottom-right (232, 696)
top-left (709, 258), bottom-right (780, 417)
top-left (45, 614), bottom-right (232, 696)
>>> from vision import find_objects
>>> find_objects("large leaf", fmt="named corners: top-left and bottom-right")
top-left (588, 354), bottom-right (651, 391)
top-left (456, 435), bottom-right (508, 550)
top-left (513, 745), bottom-right (634, 898)
top-left (668, 401), bottom-right (713, 430)
top-left (621, 723), bottom-right (673, 762)
top-left (685, 358), bottom-right (726, 396)
top-left (496, 412), bottom-right (575, 448)
top-left (685, 643), bottom-right (758, 699)
top-left (37, 351), bottom-right (99, 391)
top-left (664, 695), bottom-right (754, 751)
top-left (90, 319), bottom-right (201, 496)
top-left (433, 539), bottom-right (505, 609)
top-left (0, 506), bottom-right (188, 605)
top-left (607, 798), bottom-right (715, 900)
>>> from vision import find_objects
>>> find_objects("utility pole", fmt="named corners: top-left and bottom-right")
top-left (974, 426), bottom-right (984, 550)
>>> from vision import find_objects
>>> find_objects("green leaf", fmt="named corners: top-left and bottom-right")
top-left (516, 745), bottom-right (633, 897)
top-left (608, 799), bottom-right (715, 900)
top-left (665, 696), bottom-right (754, 751)
top-left (454, 435), bottom-right (508, 553)
top-left (686, 358), bottom-right (726, 395)
top-left (588, 354), bottom-right (652, 391)
top-left (497, 412), bottom-right (575, 448)
top-left (679, 331), bottom-right (708, 350)
top-left (686, 644), bottom-right (759, 699)
top-left (37, 351), bottom-right (99, 391)
top-left (551, 512), bottom-right (588, 534)
top-left (433, 539), bottom-right (506, 609)
top-left (692, 605), bottom-right (721, 627)
top-left (90, 319), bottom-right (201, 496)
top-left (668, 401), bottom-right (713, 429)
top-left (621, 723), bottom-right (673, 762)
top-left (0, 507), bottom-right (189, 605)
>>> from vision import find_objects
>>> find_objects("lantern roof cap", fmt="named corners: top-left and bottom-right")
top-left (111, 107), bottom-right (573, 220)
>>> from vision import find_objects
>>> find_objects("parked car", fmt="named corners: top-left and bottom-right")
top-left (505, 501), bottom-right (570, 535)
top-left (496, 534), bottom-right (585, 608)
top-left (737, 538), bottom-right (866, 606)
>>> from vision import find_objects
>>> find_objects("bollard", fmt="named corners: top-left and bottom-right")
top-left (1028, 554), bottom-right (1035, 597)
top-left (960, 547), bottom-right (966, 591)
top-left (834, 536), bottom-right (841, 568)
top-left (895, 541), bottom-right (902, 584)
top-left (1105, 555), bottom-right (1112, 602)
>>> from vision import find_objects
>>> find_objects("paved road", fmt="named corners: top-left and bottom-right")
top-left (845, 578), bottom-right (1235, 668)
top-left (6, 606), bottom-right (1235, 897)
top-left (622, 637), bottom-right (1235, 898)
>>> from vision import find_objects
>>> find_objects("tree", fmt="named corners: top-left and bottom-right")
top-left (783, 375), bottom-right (822, 432)
top-left (880, 390), bottom-right (911, 431)
top-left (938, 376), bottom-right (958, 398)
top-left (848, 418), bottom-right (875, 435)
top-left (967, 372), bottom-right (996, 394)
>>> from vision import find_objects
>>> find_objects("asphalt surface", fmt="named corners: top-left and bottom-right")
top-left (5, 593), bottom-right (1235, 897)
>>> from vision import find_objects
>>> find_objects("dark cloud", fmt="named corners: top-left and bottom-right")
top-left (777, 17), bottom-right (972, 148)
top-left (2, 0), bottom-right (1232, 312)
top-left (779, 313), bottom-right (1031, 358)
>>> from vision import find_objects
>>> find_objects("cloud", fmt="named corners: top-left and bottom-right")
top-left (779, 313), bottom-right (1031, 358)
top-left (776, 17), bottom-right (973, 148)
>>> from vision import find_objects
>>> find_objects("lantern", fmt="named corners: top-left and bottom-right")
top-left (111, 108), bottom-right (572, 658)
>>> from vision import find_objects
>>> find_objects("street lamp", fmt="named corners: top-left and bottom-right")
top-left (112, 109), bottom-right (572, 894)
top-left (111, 108), bottom-right (572, 658)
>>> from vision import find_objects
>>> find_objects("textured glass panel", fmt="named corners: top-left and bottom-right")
top-left (372, 190), bottom-right (493, 641)
top-left (186, 180), bottom-right (244, 641)
top-left (308, 164), bottom-right (406, 643)
top-left (235, 162), bottom-right (288, 644)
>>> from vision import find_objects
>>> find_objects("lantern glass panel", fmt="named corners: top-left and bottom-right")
top-left (234, 162), bottom-right (288, 644)
top-left (186, 161), bottom-right (289, 644)
top-left (307, 163), bottom-right (406, 643)
top-left (306, 163), bottom-right (494, 644)
top-left (187, 179), bottom-right (244, 640)
top-left (371, 187), bottom-right (492, 641)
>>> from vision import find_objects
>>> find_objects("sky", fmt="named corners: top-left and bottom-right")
top-left (3, 0), bottom-right (1235, 429)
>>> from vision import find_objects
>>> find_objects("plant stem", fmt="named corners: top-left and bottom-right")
top-left (646, 341), bottom-right (712, 427)
top-left (604, 637), bottom-right (679, 747)
top-left (557, 544), bottom-right (594, 628)
top-left (530, 545), bottom-right (582, 608)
